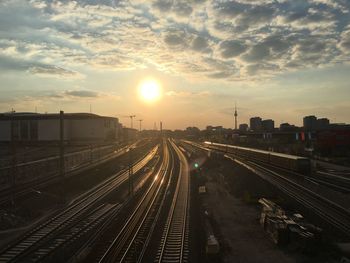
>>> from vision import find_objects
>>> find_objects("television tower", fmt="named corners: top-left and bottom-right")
top-left (234, 102), bottom-right (238, 130)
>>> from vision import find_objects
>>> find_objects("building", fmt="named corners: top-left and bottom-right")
top-left (304, 116), bottom-right (331, 131)
top-left (303, 115), bottom-right (317, 131)
top-left (250, 117), bottom-right (262, 131)
top-left (316, 129), bottom-right (350, 156)
top-left (262, 119), bottom-right (275, 131)
top-left (122, 127), bottom-right (138, 141)
top-left (316, 118), bottom-right (330, 130)
top-left (279, 123), bottom-right (299, 132)
top-left (206, 126), bottom-right (223, 132)
top-left (239, 123), bottom-right (248, 132)
top-left (0, 112), bottom-right (121, 142)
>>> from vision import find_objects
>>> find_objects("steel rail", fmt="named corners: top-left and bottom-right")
top-left (135, 141), bottom-right (177, 263)
top-left (117, 141), bottom-right (175, 263)
top-left (241, 159), bottom-right (350, 236)
top-left (0, 146), bottom-right (158, 262)
top-left (27, 203), bottom-right (120, 262)
top-left (156, 140), bottom-right (190, 263)
top-left (186, 140), bottom-right (350, 237)
top-left (98, 141), bottom-right (172, 263)
top-left (0, 141), bottom-right (143, 204)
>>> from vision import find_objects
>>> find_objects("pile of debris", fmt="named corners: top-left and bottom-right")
top-left (258, 198), bottom-right (322, 250)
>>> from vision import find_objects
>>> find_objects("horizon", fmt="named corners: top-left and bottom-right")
top-left (2, 110), bottom-right (344, 131)
top-left (1, 0), bottom-right (350, 129)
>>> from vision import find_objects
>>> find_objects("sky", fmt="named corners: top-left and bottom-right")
top-left (0, 0), bottom-right (350, 130)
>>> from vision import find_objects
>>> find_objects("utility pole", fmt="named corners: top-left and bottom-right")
top-left (123, 114), bottom-right (135, 197)
top-left (59, 111), bottom-right (65, 203)
top-left (160, 121), bottom-right (162, 137)
top-left (10, 116), bottom-right (17, 209)
top-left (128, 147), bottom-right (133, 196)
top-left (138, 119), bottom-right (143, 132)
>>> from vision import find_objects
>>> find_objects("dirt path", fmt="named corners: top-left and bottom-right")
top-left (202, 172), bottom-right (296, 263)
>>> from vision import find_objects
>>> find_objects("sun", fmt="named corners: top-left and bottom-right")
top-left (138, 79), bottom-right (162, 103)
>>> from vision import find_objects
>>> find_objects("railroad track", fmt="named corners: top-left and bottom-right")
top-left (116, 141), bottom-right (176, 263)
top-left (24, 203), bottom-right (120, 262)
top-left (185, 140), bottom-right (350, 238)
top-left (96, 139), bottom-right (173, 263)
top-left (91, 139), bottom-right (191, 263)
top-left (0, 146), bottom-right (159, 262)
top-left (0, 142), bottom-right (139, 205)
top-left (240, 159), bottom-right (350, 237)
top-left (308, 171), bottom-right (350, 193)
top-left (155, 140), bottom-right (190, 263)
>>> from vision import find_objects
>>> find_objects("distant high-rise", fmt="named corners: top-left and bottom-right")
top-left (303, 115), bottom-right (317, 131)
top-left (262, 119), bottom-right (275, 131)
top-left (239, 123), bottom-right (248, 132)
top-left (316, 118), bottom-right (330, 130)
top-left (280, 123), bottom-right (298, 131)
top-left (250, 117), bottom-right (262, 131)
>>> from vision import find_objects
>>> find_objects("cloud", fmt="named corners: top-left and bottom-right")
top-left (164, 32), bottom-right (187, 47)
top-left (0, 54), bottom-right (83, 79)
top-left (28, 65), bottom-right (83, 78)
top-left (0, 0), bottom-right (349, 82)
top-left (339, 26), bottom-right (350, 53)
top-left (191, 36), bottom-right (211, 53)
top-left (64, 90), bottom-right (99, 98)
top-left (219, 40), bottom-right (247, 58)
top-left (246, 63), bottom-right (280, 76)
top-left (166, 90), bottom-right (211, 98)
top-left (35, 89), bottom-right (121, 102)
top-left (207, 71), bottom-right (234, 79)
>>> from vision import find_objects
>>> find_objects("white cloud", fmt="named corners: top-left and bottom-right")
top-left (0, 0), bottom-right (349, 82)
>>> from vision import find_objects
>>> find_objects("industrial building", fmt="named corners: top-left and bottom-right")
top-left (0, 112), bottom-right (122, 142)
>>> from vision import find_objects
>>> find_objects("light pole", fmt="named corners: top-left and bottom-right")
top-left (59, 110), bottom-right (66, 204)
top-left (127, 147), bottom-right (134, 196)
top-left (10, 116), bottom-right (17, 209)
top-left (138, 119), bottom-right (143, 132)
top-left (128, 115), bottom-right (136, 129)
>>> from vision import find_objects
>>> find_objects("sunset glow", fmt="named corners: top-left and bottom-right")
top-left (0, 1), bottom-right (349, 129)
top-left (138, 79), bottom-right (161, 103)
